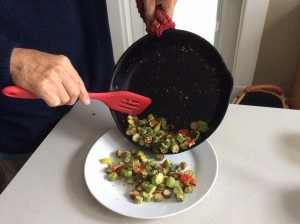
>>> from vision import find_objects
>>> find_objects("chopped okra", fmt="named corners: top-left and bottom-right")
top-left (125, 114), bottom-right (209, 154)
top-left (100, 149), bottom-right (197, 204)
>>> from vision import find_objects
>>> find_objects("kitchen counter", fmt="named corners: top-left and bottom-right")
top-left (1, 102), bottom-right (300, 224)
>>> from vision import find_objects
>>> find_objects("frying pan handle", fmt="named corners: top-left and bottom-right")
top-left (244, 84), bottom-right (284, 96)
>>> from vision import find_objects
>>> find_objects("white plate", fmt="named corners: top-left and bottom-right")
top-left (84, 128), bottom-right (218, 219)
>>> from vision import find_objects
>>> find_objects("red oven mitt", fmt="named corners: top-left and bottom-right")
top-left (136, 0), bottom-right (176, 37)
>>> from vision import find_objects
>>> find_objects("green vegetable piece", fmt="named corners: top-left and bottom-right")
top-left (173, 180), bottom-right (181, 188)
top-left (176, 133), bottom-right (185, 143)
top-left (154, 122), bottom-right (161, 132)
top-left (147, 114), bottom-right (155, 122)
top-left (144, 135), bottom-right (153, 144)
top-left (179, 141), bottom-right (188, 150)
top-left (132, 159), bottom-right (141, 167)
top-left (139, 119), bottom-right (148, 125)
top-left (133, 195), bottom-right (143, 204)
top-left (141, 181), bottom-right (150, 190)
top-left (155, 154), bottom-right (165, 161)
top-left (136, 151), bottom-right (145, 158)
top-left (145, 184), bottom-right (157, 194)
top-left (129, 190), bottom-right (140, 199)
top-left (179, 162), bottom-right (187, 169)
top-left (142, 192), bottom-right (153, 202)
top-left (99, 157), bottom-right (113, 165)
top-left (151, 173), bottom-right (164, 185)
top-left (153, 192), bottom-right (163, 202)
top-left (123, 169), bottom-right (133, 178)
top-left (197, 120), bottom-right (209, 132)
top-left (165, 176), bottom-right (176, 188)
top-left (173, 186), bottom-right (184, 196)
top-left (128, 119), bottom-right (135, 125)
top-left (163, 160), bottom-right (172, 169)
top-left (171, 144), bottom-right (180, 153)
top-left (176, 194), bottom-right (185, 202)
top-left (132, 133), bottom-right (140, 142)
top-left (162, 168), bottom-right (169, 175)
top-left (116, 150), bottom-right (124, 158)
top-left (157, 183), bottom-right (166, 191)
top-left (140, 155), bottom-right (148, 164)
top-left (163, 189), bottom-right (172, 198)
top-left (139, 127), bottom-right (147, 135)
top-left (107, 172), bottom-right (118, 181)
top-left (190, 130), bottom-right (200, 141)
top-left (184, 185), bottom-right (195, 193)
top-left (138, 139), bottom-right (145, 146)
top-left (145, 164), bottom-right (153, 172)
top-left (190, 121), bottom-right (198, 130)
top-left (150, 170), bottom-right (158, 176)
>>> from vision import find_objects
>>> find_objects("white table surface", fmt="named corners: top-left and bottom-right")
top-left (1, 102), bottom-right (300, 224)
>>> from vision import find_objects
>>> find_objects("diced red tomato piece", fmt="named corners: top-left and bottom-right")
top-left (178, 129), bottom-right (190, 137)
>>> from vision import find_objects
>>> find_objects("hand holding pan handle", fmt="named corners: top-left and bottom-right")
top-left (136, 0), bottom-right (176, 37)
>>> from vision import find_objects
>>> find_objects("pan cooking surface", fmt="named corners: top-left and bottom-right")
top-left (110, 30), bottom-right (233, 152)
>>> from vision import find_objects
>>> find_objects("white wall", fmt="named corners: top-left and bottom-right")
top-left (173, 0), bottom-right (219, 45)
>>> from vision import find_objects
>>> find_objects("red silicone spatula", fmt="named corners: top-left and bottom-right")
top-left (2, 86), bottom-right (151, 115)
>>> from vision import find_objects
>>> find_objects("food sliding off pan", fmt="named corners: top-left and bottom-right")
top-left (110, 29), bottom-right (233, 155)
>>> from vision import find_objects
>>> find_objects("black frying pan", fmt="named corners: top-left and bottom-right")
top-left (110, 29), bottom-right (233, 154)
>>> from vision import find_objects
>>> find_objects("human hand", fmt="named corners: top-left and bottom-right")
top-left (143, 0), bottom-right (177, 24)
top-left (9, 48), bottom-right (90, 107)
top-left (136, 0), bottom-right (176, 36)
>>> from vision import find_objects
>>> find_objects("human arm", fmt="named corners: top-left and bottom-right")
top-left (9, 48), bottom-right (90, 107)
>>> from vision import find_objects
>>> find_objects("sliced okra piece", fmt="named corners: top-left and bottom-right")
top-left (116, 149), bottom-right (124, 158)
top-left (133, 195), bottom-right (143, 204)
top-left (163, 159), bottom-right (172, 169)
top-left (107, 172), bottom-right (118, 181)
top-left (132, 133), bottom-right (140, 142)
top-left (145, 184), bottom-right (157, 194)
top-left (151, 173), bottom-right (164, 185)
top-left (153, 122), bottom-right (161, 132)
top-left (175, 133), bottom-right (185, 143)
top-left (144, 134), bottom-right (153, 144)
top-left (129, 190), bottom-right (140, 199)
top-left (147, 114), bottom-right (155, 122)
top-left (165, 176), bottom-right (176, 188)
top-left (153, 192), bottom-right (163, 202)
top-left (142, 192), bottom-right (153, 202)
top-left (138, 139), bottom-right (145, 146)
top-left (190, 130), bottom-right (200, 141)
top-left (179, 141), bottom-right (188, 150)
top-left (197, 120), bottom-right (209, 132)
top-left (171, 144), bottom-right (180, 153)
top-left (155, 154), bottom-right (165, 161)
top-left (162, 189), bottom-right (172, 198)
top-left (184, 185), bottom-right (195, 193)
top-left (190, 121), bottom-right (198, 130)
top-left (139, 119), bottom-right (147, 125)
top-left (149, 119), bottom-right (158, 127)
top-left (179, 162), bottom-right (187, 170)
top-left (157, 183), bottom-right (166, 191)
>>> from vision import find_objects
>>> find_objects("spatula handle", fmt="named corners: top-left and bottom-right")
top-left (2, 86), bottom-right (38, 99)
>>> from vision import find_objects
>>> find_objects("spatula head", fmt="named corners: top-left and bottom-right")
top-left (93, 91), bottom-right (152, 115)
